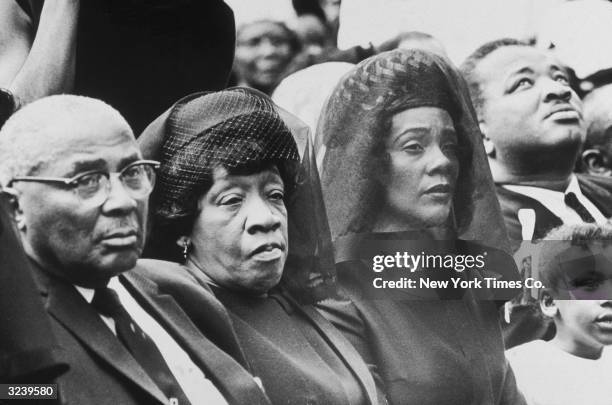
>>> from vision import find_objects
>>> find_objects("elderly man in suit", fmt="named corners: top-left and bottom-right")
top-left (461, 39), bottom-right (612, 245)
top-left (0, 95), bottom-right (270, 405)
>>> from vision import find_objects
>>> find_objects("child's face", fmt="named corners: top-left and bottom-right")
top-left (553, 249), bottom-right (612, 351)
top-left (555, 300), bottom-right (612, 351)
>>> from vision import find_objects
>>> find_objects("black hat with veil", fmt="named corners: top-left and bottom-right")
top-left (139, 87), bottom-right (336, 303)
top-left (317, 49), bottom-right (510, 252)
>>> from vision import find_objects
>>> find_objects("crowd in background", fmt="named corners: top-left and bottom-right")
top-left (1, 1), bottom-right (612, 405)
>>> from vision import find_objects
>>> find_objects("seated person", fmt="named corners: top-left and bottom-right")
top-left (506, 223), bottom-right (612, 405)
top-left (0, 95), bottom-right (269, 405)
top-left (139, 88), bottom-right (381, 405)
top-left (579, 84), bottom-right (612, 176)
top-left (461, 39), bottom-right (612, 245)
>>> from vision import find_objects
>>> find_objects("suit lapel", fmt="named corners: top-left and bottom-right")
top-left (577, 175), bottom-right (612, 217)
top-left (495, 185), bottom-right (563, 240)
top-left (122, 271), bottom-right (271, 405)
top-left (42, 273), bottom-right (168, 405)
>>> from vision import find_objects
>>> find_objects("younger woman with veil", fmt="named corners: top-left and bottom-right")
top-left (317, 49), bottom-right (525, 405)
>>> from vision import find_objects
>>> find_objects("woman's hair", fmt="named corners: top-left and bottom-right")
top-left (144, 88), bottom-right (301, 262)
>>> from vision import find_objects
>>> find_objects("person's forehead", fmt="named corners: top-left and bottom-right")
top-left (391, 107), bottom-right (454, 128)
top-left (36, 119), bottom-right (138, 173)
top-left (238, 22), bottom-right (290, 42)
top-left (477, 46), bottom-right (563, 84)
top-left (211, 166), bottom-right (282, 186)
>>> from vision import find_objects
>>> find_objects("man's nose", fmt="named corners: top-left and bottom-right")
top-left (102, 176), bottom-right (138, 214)
top-left (542, 77), bottom-right (572, 103)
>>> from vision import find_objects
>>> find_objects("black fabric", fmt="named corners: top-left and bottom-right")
top-left (0, 193), bottom-right (67, 382)
top-left (564, 192), bottom-right (596, 223)
top-left (16, 0), bottom-right (235, 134)
top-left (91, 287), bottom-right (191, 405)
top-left (207, 285), bottom-right (371, 405)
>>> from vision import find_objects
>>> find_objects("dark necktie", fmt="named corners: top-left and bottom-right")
top-left (564, 192), bottom-right (596, 223)
top-left (91, 287), bottom-right (191, 405)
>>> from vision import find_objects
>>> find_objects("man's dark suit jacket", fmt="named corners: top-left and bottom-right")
top-left (496, 174), bottom-right (612, 245)
top-left (30, 259), bottom-right (271, 405)
top-left (0, 197), bottom-right (67, 382)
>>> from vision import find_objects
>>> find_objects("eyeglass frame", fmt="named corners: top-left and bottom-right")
top-left (6, 159), bottom-right (160, 206)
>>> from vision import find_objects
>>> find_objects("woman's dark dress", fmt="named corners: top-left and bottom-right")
top-left (212, 286), bottom-right (371, 405)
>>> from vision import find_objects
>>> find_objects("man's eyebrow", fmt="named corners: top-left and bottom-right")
top-left (69, 159), bottom-right (107, 175)
top-left (117, 154), bottom-right (142, 169)
top-left (508, 66), bottom-right (534, 77)
top-left (550, 64), bottom-right (569, 75)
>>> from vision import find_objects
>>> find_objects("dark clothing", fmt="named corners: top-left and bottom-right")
top-left (29, 259), bottom-right (269, 405)
top-left (141, 259), bottom-right (381, 405)
top-left (0, 196), bottom-right (67, 382)
top-left (214, 287), bottom-right (373, 405)
top-left (495, 174), bottom-right (612, 245)
top-left (319, 260), bottom-right (527, 405)
top-left (16, 0), bottom-right (235, 134)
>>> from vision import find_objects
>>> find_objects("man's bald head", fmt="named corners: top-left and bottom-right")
top-left (0, 95), bottom-right (133, 186)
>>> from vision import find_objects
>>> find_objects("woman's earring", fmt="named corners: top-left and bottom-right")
top-left (176, 236), bottom-right (191, 261)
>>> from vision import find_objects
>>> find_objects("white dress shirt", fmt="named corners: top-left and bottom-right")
top-left (503, 174), bottom-right (607, 239)
top-left (76, 278), bottom-right (228, 405)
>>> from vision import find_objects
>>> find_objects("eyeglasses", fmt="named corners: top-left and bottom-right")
top-left (8, 160), bottom-right (160, 207)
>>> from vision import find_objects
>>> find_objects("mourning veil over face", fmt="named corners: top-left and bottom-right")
top-left (318, 49), bottom-right (509, 248)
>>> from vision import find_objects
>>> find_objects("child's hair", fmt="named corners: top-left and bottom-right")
top-left (538, 223), bottom-right (612, 292)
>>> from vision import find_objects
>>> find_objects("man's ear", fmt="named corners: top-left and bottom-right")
top-left (479, 122), bottom-right (495, 157)
top-left (2, 188), bottom-right (26, 231)
top-left (581, 149), bottom-right (612, 176)
top-left (539, 289), bottom-right (558, 318)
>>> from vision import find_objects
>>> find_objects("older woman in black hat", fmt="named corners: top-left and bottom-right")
top-left (139, 87), bottom-right (381, 405)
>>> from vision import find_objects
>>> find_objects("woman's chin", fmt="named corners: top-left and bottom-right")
top-left (416, 206), bottom-right (452, 229)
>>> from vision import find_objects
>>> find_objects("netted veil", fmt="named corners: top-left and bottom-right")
top-left (317, 49), bottom-right (510, 252)
top-left (139, 87), bottom-right (336, 303)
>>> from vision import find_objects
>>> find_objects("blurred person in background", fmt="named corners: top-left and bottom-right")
top-left (293, 14), bottom-right (334, 56)
top-left (0, 0), bottom-right (235, 134)
top-left (293, 0), bottom-right (342, 45)
top-left (233, 20), bottom-right (302, 95)
top-left (579, 84), bottom-right (612, 177)
top-left (232, 16), bottom-right (422, 96)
